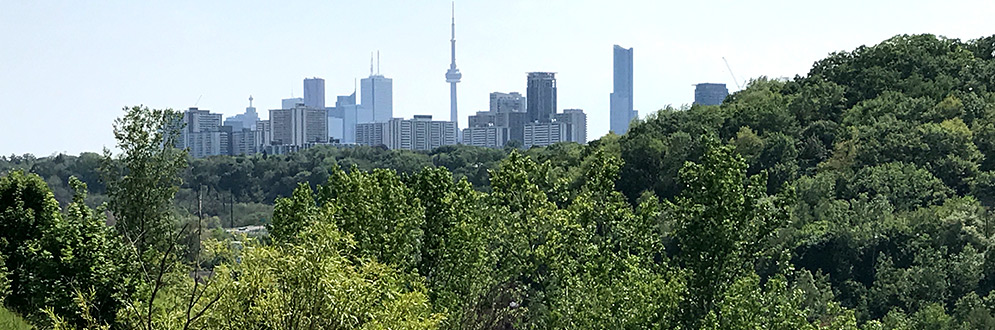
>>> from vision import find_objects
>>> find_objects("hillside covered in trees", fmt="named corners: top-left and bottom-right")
top-left (2, 33), bottom-right (995, 329)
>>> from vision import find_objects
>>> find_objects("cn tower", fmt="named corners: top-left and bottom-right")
top-left (445, 2), bottom-right (462, 142)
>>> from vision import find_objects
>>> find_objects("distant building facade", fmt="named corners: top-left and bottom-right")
top-left (466, 74), bottom-right (586, 149)
top-left (555, 109), bottom-right (587, 144)
top-left (180, 107), bottom-right (225, 158)
top-left (303, 77), bottom-right (326, 109)
top-left (463, 109), bottom-right (528, 148)
top-left (462, 126), bottom-right (508, 148)
top-left (255, 120), bottom-right (272, 152)
top-left (180, 107), bottom-right (260, 157)
top-left (490, 92), bottom-right (526, 113)
top-left (227, 126), bottom-right (256, 155)
top-left (527, 72), bottom-right (557, 123)
top-left (694, 83), bottom-right (728, 106)
top-left (281, 98), bottom-right (303, 109)
top-left (610, 45), bottom-right (638, 134)
top-left (269, 105), bottom-right (328, 147)
top-left (356, 115), bottom-right (456, 151)
top-left (524, 122), bottom-right (567, 148)
top-left (224, 96), bottom-right (260, 131)
top-left (361, 74), bottom-right (392, 122)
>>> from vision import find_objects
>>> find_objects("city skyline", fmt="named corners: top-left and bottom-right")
top-left (2, 0), bottom-right (994, 155)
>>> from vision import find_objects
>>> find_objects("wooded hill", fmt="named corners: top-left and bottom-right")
top-left (2, 33), bottom-right (995, 329)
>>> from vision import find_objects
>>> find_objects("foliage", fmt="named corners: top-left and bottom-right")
top-left (318, 165), bottom-right (426, 271)
top-left (0, 171), bottom-right (131, 327)
top-left (203, 220), bottom-right (444, 329)
top-left (670, 143), bottom-right (792, 327)
top-left (101, 105), bottom-right (188, 256)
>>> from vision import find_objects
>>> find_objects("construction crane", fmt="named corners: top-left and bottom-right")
top-left (722, 57), bottom-right (743, 90)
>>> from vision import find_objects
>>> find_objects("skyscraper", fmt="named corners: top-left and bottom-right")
top-left (304, 77), bottom-right (326, 109)
top-left (445, 3), bottom-right (462, 141)
top-left (361, 58), bottom-right (393, 123)
top-left (694, 83), bottom-right (729, 106)
top-left (610, 45), bottom-right (636, 135)
top-left (527, 72), bottom-right (557, 123)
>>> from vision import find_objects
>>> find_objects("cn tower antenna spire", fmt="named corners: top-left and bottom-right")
top-left (446, 1), bottom-right (462, 142)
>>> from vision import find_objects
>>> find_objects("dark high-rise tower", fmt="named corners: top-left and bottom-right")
top-left (527, 72), bottom-right (557, 123)
top-left (694, 83), bottom-right (729, 106)
top-left (610, 45), bottom-right (636, 135)
top-left (445, 2), bottom-right (462, 141)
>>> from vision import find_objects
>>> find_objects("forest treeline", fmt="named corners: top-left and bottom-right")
top-left (3, 33), bottom-right (995, 329)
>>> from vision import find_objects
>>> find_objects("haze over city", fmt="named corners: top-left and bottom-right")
top-left (2, 0), bottom-right (993, 155)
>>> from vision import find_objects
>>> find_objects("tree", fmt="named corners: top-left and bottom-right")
top-left (0, 172), bottom-right (131, 327)
top-left (200, 223), bottom-right (444, 329)
top-left (672, 143), bottom-right (791, 328)
top-left (547, 151), bottom-right (682, 329)
top-left (101, 105), bottom-right (188, 256)
top-left (409, 167), bottom-right (494, 328)
top-left (317, 166), bottom-right (426, 272)
top-left (100, 106), bottom-right (209, 330)
top-left (268, 183), bottom-right (321, 243)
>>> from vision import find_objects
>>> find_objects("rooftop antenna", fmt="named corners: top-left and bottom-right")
top-left (377, 50), bottom-right (381, 75)
top-left (370, 52), bottom-right (374, 76)
top-left (249, 95), bottom-right (253, 107)
top-left (722, 57), bottom-right (743, 90)
top-left (194, 94), bottom-right (202, 107)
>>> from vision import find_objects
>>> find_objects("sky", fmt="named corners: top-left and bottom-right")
top-left (1, 0), bottom-right (993, 156)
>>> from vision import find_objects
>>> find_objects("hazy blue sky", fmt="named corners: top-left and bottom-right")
top-left (2, 0), bottom-right (993, 155)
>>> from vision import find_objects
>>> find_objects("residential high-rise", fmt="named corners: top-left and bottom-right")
top-left (490, 92), bottom-right (526, 113)
top-left (524, 121), bottom-right (567, 148)
top-left (269, 104), bottom-right (328, 146)
top-left (694, 83), bottom-right (729, 106)
top-left (465, 76), bottom-right (586, 149)
top-left (555, 109), bottom-right (587, 144)
top-left (527, 72), bottom-right (557, 123)
top-left (610, 45), bottom-right (636, 135)
top-left (462, 126), bottom-right (508, 148)
top-left (464, 109), bottom-right (527, 148)
top-left (182, 107), bottom-right (222, 133)
top-left (255, 120), bottom-right (272, 151)
top-left (445, 3), bottom-right (462, 141)
top-left (304, 78), bottom-right (326, 109)
top-left (228, 126), bottom-right (256, 155)
top-left (180, 107), bottom-right (224, 158)
top-left (361, 73), bottom-right (392, 122)
top-left (356, 115), bottom-right (456, 151)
